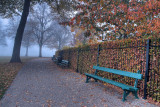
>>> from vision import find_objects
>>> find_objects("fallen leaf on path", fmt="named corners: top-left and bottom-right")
top-left (104, 104), bottom-right (108, 107)
top-left (101, 98), bottom-right (107, 102)
top-left (90, 94), bottom-right (94, 97)
top-left (72, 101), bottom-right (79, 103)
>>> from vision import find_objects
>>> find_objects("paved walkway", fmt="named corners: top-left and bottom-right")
top-left (0, 58), bottom-right (158, 107)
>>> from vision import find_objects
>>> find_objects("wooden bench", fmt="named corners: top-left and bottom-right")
top-left (85, 66), bottom-right (143, 102)
top-left (58, 60), bottom-right (69, 68)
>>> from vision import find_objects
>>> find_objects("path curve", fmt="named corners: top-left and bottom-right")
top-left (0, 58), bottom-right (158, 107)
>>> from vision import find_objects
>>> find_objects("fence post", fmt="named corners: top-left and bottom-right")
top-left (76, 48), bottom-right (80, 72)
top-left (68, 49), bottom-right (70, 68)
top-left (95, 44), bottom-right (101, 75)
top-left (60, 50), bottom-right (63, 58)
top-left (97, 44), bottom-right (101, 66)
top-left (143, 39), bottom-right (151, 99)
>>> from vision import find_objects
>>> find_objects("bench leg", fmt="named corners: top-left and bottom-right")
top-left (94, 79), bottom-right (98, 82)
top-left (132, 91), bottom-right (139, 99)
top-left (86, 76), bottom-right (91, 83)
top-left (122, 90), bottom-right (130, 102)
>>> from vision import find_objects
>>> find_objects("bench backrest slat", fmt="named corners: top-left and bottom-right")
top-left (93, 66), bottom-right (143, 80)
top-left (62, 60), bottom-right (69, 63)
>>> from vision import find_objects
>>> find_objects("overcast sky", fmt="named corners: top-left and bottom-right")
top-left (0, 17), bottom-right (56, 57)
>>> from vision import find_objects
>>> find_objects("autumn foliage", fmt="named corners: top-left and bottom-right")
top-left (70, 0), bottom-right (160, 40)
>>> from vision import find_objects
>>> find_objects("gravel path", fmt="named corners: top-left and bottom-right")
top-left (0, 58), bottom-right (158, 107)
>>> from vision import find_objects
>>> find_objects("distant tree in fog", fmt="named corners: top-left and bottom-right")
top-left (0, 19), bottom-right (6, 46)
top-left (0, 33), bottom-right (6, 46)
top-left (47, 23), bottom-right (72, 50)
top-left (22, 19), bottom-right (35, 56)
top-left (29, 3), bottom-right (56, 57)
top-left (7, 17), bottom-right (35, 56)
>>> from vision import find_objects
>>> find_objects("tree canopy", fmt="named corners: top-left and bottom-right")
top-left (0, 0), bottom-right (76, 21)
top-left (70, 0), bottom-right (160, 41)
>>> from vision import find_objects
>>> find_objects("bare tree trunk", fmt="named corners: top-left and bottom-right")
top-left (58, 36), bottom-right (62, 50)
top-left (10, 0), bottom-right (31, 63)
top-left (58, 41), bottom-right (62, 50)
top-left (39, 45), bottom-right (42, 57)
top-left (25, 46), bottom-right (29, 57)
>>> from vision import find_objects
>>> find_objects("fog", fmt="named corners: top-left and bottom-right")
top-left (0, 37), bottom-right (56, 57)
top-left (0, 18), bottom-right (56, 57)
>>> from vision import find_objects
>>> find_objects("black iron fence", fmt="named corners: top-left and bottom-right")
top-left (56, 39), bottom-right (160, 102)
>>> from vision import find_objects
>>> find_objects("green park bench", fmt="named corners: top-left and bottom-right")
top-left (52, 56), bottom-right (58, 64)
top-left (52, 56), bottom-right (69, 68)
top-left (58, 60), bottom-right (69, 68)
top-left (85, 66), bottom-right (143, 102)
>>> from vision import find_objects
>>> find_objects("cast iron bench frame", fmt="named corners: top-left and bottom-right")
top-left (85, 66), bottom-right (143, 102)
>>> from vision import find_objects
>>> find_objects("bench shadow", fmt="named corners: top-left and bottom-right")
top-left (88, 79), bottom-right (140, 103)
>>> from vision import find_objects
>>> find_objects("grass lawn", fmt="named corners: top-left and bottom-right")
top-left (0, 56), bottom-right (37, 100)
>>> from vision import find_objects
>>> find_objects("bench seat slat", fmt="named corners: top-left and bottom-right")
top-left (93, 66), bottom-right (142, 80)
top-left (85, 73), bottom-right (138, 91)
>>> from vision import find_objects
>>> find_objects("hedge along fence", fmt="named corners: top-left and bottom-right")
top-left (55, 38), bottom-right (160, 102)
